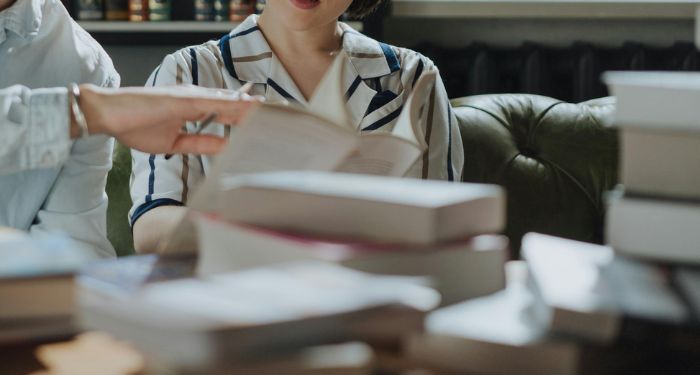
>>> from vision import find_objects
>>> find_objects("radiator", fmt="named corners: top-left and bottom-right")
top-left (413, 42), bottom-right (700, 102)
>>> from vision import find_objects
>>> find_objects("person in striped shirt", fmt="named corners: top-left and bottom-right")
top-left (130, 0), bottom-right (465, 252)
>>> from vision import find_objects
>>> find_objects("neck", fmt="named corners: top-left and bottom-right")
top-left (0, 0), bottom-right (16, 12)
top-left (257, 14), bottom-right (342, 58)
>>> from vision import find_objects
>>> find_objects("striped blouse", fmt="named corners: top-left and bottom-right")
top-left (129, 14), bottom-right (464, 226)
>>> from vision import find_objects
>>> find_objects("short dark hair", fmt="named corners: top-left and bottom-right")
top-left (346, 0), bottom-right (385, 18)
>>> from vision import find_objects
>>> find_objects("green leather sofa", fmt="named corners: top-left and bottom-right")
top-left (106, 94), bottom-right (619, 257)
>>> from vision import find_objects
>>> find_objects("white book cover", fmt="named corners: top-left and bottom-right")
top-left (604, 71), bottom-right (700, 133)
top-left (621, 128), bottom-right (700, 199)
top-left (405, 261), bottom-right (580, 375)
top-left (522, 233), bottom-right (689, 343)
top-left (208, 170), bottom-right (505, 245)
top-left (607, 194), bottom-right (700, 264)
top-left (194, 214), bottom-right (508, 306)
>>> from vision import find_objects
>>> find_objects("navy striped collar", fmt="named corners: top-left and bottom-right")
top-left (218, 15), bottom-right (401, 85)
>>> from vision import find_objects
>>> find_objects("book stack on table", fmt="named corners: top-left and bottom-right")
top-left (398, 73), bottom-right (700, 374)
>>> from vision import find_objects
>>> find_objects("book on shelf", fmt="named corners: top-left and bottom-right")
top-left (604, 71), bottom-right (700, 200)
top-left (76, 0), bottom-right (104, 20)
top-left (404, 261), bottom-right (581, 375)
top-left (194, 214), bottom-right (508, 306)
top-left (255, 0), bottom-right (265, 14)
top-left (606, 193), bottom-right (700, 264)
top-left (194, 0), bottom-right (214, 20)
top-left (128, 0), bottom-right (148, 21)
top-left (0, 230), bottom-right (95, 343)
top-left (148, 0), bottom-right (171, 21)
top-left (78, 261), bottom-right (439, 369)
top-left (104, 0), bottom-right (129, 20)
top-left (213, 0), bottom-right (229, 21)
top-left (230, 0), bottom-right (255, 21)
top-left (522, 233), bottom-right (692, 343)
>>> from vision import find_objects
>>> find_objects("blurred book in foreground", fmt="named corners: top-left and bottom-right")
top-left (78, 261), bottom-right (439, 370)
top-left (0, 230), bottom-right (95, 343)
top-left (523, 233), bottom-right (698, 344)
top-left (196, 214), bottom-right (508, 306)
top-left (405, 261), bottom-right (580, 374)
top-left (194, 171), bottom-right (505, 247)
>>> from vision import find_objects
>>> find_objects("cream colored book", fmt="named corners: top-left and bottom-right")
top-left (78, 261), bottom-right (439, 368)
top-left (522, 233), bottom-right (689, 343)
top-left (194, 214), bottom-right (508, 306)
top-left (605, 71), bottom-right (700, 199)
top-left (405, 261), bottom-right (580, 375)
top-left (204, 171), bottom-right (505, 246)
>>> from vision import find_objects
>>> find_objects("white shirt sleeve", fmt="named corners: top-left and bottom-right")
top-left (0, 85), bottom-right (73, 175)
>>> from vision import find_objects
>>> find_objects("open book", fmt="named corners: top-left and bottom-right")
top-left (208, 50), bottom-right (434, 180)
top-left (158, 52), bottom-right (437, 253)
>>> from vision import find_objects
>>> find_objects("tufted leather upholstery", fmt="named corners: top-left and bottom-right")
top-left (453, 94), bottom-right (618, 255)
top-left (105, 94), bottom-right (619, 257)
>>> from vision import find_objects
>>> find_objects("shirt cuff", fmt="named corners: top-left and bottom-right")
top-left (26, 88), bottom-right (73, 170)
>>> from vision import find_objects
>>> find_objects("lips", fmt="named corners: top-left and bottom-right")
top-left (289, 0), bottom-right (320, 10)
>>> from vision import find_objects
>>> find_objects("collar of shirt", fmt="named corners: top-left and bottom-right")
top-left (219, 14), bottom-right (401, 114)
top-left (0, 0), bottom-right (42, 44)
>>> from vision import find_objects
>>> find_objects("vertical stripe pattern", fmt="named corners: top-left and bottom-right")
top-left (144, 65), bottom-right (162, 204)
top-left (422, 85), bottom-right (437, 179)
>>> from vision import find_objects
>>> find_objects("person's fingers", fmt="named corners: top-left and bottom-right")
top-left (170, 134), bottom-right (229, 155)
top-left (180, 98), bottom-right (261, 124)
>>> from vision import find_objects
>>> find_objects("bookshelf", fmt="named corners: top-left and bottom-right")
top-left (79, 21), bottom-right (364, 33)
top-left (391, 0), bottom-right (700, 19)
top-left (80, 20), bottom-right (365, 45)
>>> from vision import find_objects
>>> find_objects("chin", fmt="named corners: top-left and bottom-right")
top-left (267, 0), bottom-right (349, 30)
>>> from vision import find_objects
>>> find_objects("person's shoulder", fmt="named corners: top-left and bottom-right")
top-left (158, 40), bottom-right (223, 71)
top-left (392, 45), bottom-right (437, 73)
top-left (41, 0), bottom-right (120, 86)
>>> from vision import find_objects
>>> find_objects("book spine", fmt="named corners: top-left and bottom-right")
top-left (255, 0), bottom-right (265, 14)
top-left (213, 0), bottom-right (229, 21)
top-left (229, 0), bottom-right (254, 21)
top-left (194, 0), bottom-right (214, 21)
top-left (105, 0), bottom-right (129, 20)
top-left (128, 0), bottom-right (148, 21)
top-left (76, 0), bottom-right (104, 20)
top-left (148, 0), bottom-right (171, 21)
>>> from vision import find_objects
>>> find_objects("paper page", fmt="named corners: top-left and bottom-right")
top-left (213, 104), bottom-right (358, 177)
top-left (335, 133), bottom-right (422, 177)
top-left (307, 51), bottom-right (352, 129)
top-left (392, 71), bottom-right (437, 149)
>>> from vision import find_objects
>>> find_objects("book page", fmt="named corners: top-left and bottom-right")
top-left (214, 104), bottom-right (359, 177)
top-left (335, 133), bottom-right (422, 177)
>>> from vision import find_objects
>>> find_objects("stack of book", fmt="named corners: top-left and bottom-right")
top-left (193, 171), bottom-right (508, 306)
top-left (78, 258), bottom-right (439, 371)
top-left (604, 71), bottom-right (700, 265)
top-left (0, 230), bottom-right (95, 344)
top-left (400, 72), bottom-right (700, 374)
top-left (404, 234), bottom-right (700, 374)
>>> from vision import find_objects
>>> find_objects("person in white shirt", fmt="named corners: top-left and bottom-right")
top-left (0, 0), bottom-right (121, 257)
top-left (130, 0), bottom-right (465, 253)
top-left (0, 0), bottom-right (257, 256)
